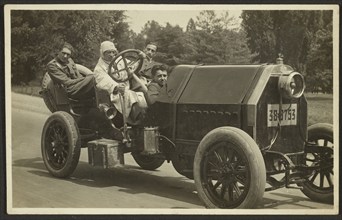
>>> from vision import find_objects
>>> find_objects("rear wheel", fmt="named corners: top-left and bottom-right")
top-left (132, 153), bottom-right (165, 170)
top-left (301, 123), bottom-right (334, 204)
top-left (41, 111), bottom-right (81, 178)
top-left (194, 127), bottom-right (266, 208)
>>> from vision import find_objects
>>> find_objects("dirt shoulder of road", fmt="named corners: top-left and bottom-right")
top-left (12, 85), bottom-right (41, 97)
top-left (11, 92), bottom-right (50, 115)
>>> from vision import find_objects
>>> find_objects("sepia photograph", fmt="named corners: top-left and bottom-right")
top-left (4, 4), bottom-right (339, 215)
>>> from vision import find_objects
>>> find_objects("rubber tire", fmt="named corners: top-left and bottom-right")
top-left (75, 64), bottom-right (93, 76)
top-left (41, 73), bottom-right (57, 113)
top-left (194, 127), bottom-right (266, 209)
top-left (301, 123), bottom-right (334, 204)
top-left (132, 153), bottom-right (165, 171)
top-left (41, 111), bottom-right (81, 178)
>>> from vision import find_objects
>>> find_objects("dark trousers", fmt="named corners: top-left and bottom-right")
top-left (68, 75), bottom-right (96, 99)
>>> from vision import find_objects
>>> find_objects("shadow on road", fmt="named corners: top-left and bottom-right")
top-left (261, 194), bottom-right (310, 209)
top-left (260, 192), bottom-right (332, 209)
top-left (13, 157), bottom-right (46, 171)
top-left (13, 157), bottom-right (202, 208)
top-left (13, 157), bottom-right (331, 209)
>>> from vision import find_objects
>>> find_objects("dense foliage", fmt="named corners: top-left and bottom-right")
top-left (11, 10), bottom-right (333, 93)
top-left (132, 11), bottom-right (253, 65)
top-left (241, 10), bottom-right (333, 93)
top-left (11, 10), bottom-right (133, 84)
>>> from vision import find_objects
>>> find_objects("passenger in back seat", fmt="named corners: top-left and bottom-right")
top-left (46, 42), bottom-right (95, 99)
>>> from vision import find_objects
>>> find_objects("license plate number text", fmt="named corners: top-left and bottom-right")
top-left (267, 104), bottom-right (297, 127)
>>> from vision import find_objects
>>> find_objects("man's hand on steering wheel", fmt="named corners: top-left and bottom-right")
top-left (107, 49), bottom-right (145, 83)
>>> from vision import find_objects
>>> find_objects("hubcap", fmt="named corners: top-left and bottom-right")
top-left (201, 141), bottom-right (250, 208)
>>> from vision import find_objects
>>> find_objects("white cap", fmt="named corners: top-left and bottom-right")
top-left (100, 41), bottom-right (117, 55)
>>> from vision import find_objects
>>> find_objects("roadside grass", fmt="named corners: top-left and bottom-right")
top-left (305, 93), bottom-right (333, 126)
top-left (12, 85), bottom-right (41, 97)
top-left (11, 86), bottom-right (334, 126)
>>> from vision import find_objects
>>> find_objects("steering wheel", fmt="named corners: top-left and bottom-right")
top-left (107, 49), bottom-right (145, 83)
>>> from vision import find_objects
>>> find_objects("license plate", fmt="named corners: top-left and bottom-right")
top-left (267, 104), bottom-right (297, 127)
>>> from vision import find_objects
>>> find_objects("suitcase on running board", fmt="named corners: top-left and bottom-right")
top-left (87, 139), bottom-right (124, 168)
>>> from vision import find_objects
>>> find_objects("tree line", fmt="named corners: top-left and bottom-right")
top-left (11, 10), bottom-right (333, 93)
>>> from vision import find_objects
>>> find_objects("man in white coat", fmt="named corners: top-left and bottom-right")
top-left (93, 41), bottom-right (147, 126)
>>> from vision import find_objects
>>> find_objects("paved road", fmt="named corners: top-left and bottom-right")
top-left (8, 92), bottom-right (335, 214)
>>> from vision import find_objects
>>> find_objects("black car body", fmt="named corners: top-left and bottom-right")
top-left (40, 50), bottom-right (334, 208)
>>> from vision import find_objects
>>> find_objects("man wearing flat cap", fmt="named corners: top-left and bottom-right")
top-left (46, 42), bottom-right (95, 99)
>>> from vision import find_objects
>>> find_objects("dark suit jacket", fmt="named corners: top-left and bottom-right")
top-left (140, 59), bottom-right (160, 79)
top-left (147, 82), bottom-right (162, 105)
top-left (47, 58), bottom-right (94, 98)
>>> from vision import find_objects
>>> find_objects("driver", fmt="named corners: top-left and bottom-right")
top-left (93, 41), bottom-right (148, 125)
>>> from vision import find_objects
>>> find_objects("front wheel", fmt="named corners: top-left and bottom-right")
top-left (301, 123), bottom-right (334, 204)
top-left (132, 153), bottom-right (165, 170)
top-left (41, 111), bottom-right (81, 178)
top-left (194, 127), bottom-right (266, 209)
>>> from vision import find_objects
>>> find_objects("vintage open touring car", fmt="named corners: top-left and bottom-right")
top-left (40, 49), bottom-right (334, 209)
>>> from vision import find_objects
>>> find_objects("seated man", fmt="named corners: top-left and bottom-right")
top-left (93, 41), bottom-right (148, 126)
top-left (139, 42), bottom-right (160, 81)
top-left (146, 64), bottom-right (168, 105)
top-left (46, 42), bottom-right (95, 99)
